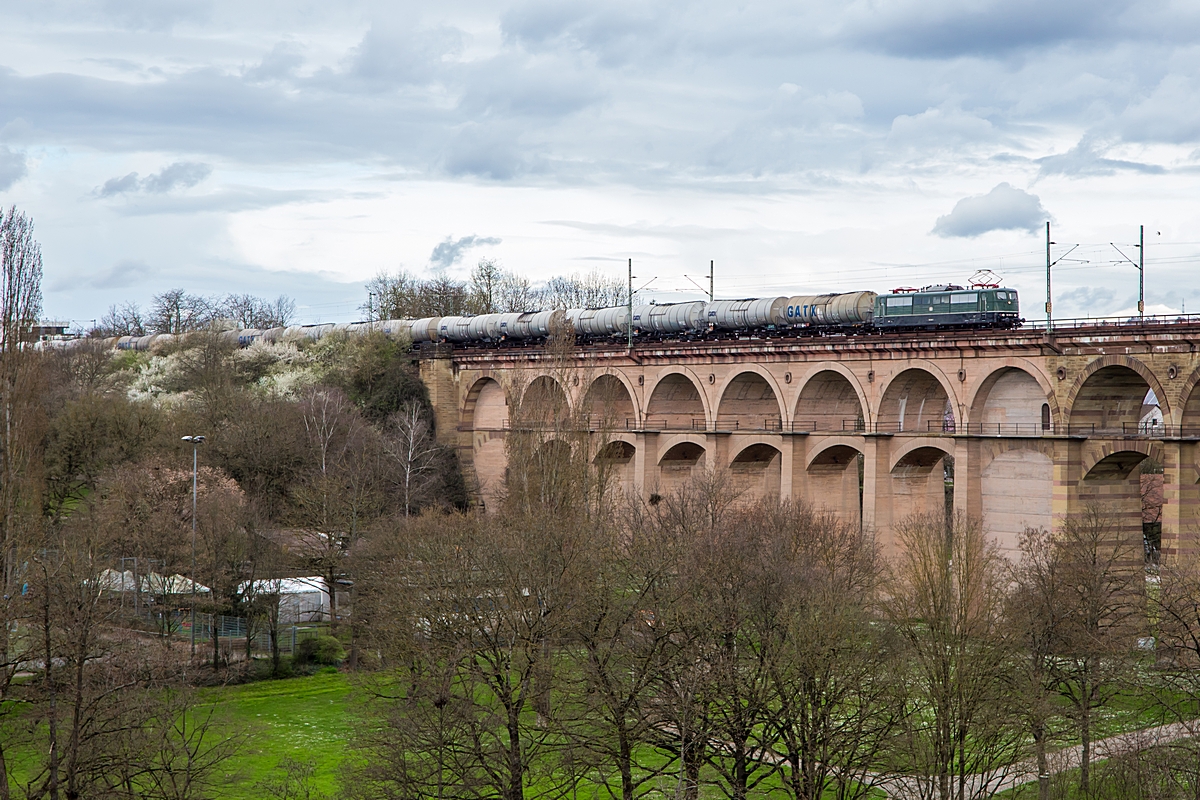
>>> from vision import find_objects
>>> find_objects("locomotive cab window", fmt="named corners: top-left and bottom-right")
top-left (887, 296), bottom-right (912, 307)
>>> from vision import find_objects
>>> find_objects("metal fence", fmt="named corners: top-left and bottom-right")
top-left (131, 609), bottom-right (326, 657)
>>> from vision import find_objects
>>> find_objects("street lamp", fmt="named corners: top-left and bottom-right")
top-left (182, 435), bottom-right (206, 657)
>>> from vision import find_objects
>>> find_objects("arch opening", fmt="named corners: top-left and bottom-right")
top-left (890, 445), bottom-right (953, 528)
top-left (466, 378), bottom-right (509, 512)
top-left (1084, 450), bottom-right (1150, 481)
top-left (646, 374), bottom-right (706, 431)
top-left (1069, 365), bottom-right (1153, 435)
top-left (716, 372), bottom-right (782, 431)
top-left (656, 441), bottom-right (707, 495)
top-left (1182, 379), bottom-right (1200, 437)
top-left (519, 375), bottom-right (569, 429)
top-left (795, 371), bottom-right (864, 433)
top-left (879, 369), bottom-right (953, 434)
top-left (805, 443), bottom-right (864, 528)
top-left (970, 367), bottom-right (1051, 435)
top-left (595, 440), bottom-right (637, 500)
top-left (584, 374), bottom-right (636, 431)
top-left (730, 443), bottom-right (782, 501)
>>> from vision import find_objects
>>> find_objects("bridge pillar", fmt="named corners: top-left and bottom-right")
top-left (780, 436), bottom-right (794, 502)
top-left (1162, 440), bottom-right (1200, 557)
top-left (953, 437), bottom-right (982, 524)
top-left (633, 432), bottom-right (648, 499)
top-left (861, 436), bottom-right (890, 552)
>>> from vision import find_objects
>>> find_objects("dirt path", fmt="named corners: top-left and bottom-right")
top-left (871, 720), bottom-right (1199, 799)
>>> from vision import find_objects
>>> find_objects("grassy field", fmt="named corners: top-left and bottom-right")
top-left (204, 669), bottom-right (354, 799)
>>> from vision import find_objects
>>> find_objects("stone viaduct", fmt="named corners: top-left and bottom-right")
top-left (418, 321), bottom-right (1200, 557)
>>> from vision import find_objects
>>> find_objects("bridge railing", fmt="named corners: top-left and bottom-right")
top-left (494, 418), bottom-right (1197, 438)
top-left (1025, 312), bottom-right (1200, 331)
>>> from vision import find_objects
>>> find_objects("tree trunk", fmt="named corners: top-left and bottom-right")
top-left (0, 739), bottom-right (10, 800)
top-left (43, 584), bottom-right (60, 800)
top-left (325, 572), bottom-right (338, 635)
top-left (1079, 691), bottom-right (1091, 797)
top-left (680, 725), bottom-right (703, 800)
top-left (1034, 723), bottom-right (1049, 800)
top-left (506, 702), bottom-right (523, 800)
top-left (618, 725), bottom-right (634, 800)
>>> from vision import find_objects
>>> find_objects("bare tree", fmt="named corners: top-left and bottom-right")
top-left (98, 301), bottom-right (146, 336)
top-left (1047, 504), bottom-right (1146, 796)
top-left (222, 293), bottom-right (296, 329)
top-left (1007, 527), bottom-right (1066, 800)
top-left (385, 401), bottom-right (441, 516)
top-left (887, 512), bottom-right (1021, 800)
top-left (350, 508), bottom-right (589, 800)
top-left (148, 289), bottom-right (216, 334)
top-left (756, 502), bottom-right (897, 800)
top-left (0, 205), bottom-right (44, 799)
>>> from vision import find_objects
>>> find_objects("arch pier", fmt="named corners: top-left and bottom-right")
top-left (426, 323), bottom-right (1200, 557)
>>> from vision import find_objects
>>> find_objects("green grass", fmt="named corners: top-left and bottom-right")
top-left (204, 669), bottom-right (353, 798)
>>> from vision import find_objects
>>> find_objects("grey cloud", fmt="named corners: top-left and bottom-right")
top-left (96, 161), bottom-right (211, 196)
top-left (98, 171), bottom-right (141, 196)
top-left (142, 161), bottom-right (212, 192)
top-left (339, 23), bottom-right (463, 88)
top-left (1116, 75), bottom-right (1200, 145)
top-left (932, 183), bottom-right (1048, 238)
top-left (0, 145), bottom-right (27, 190)
top-left (1058, 285), bottom-right (1117, 312)
top-left (87, 258), bottom-right (158, 290)
top-left (243, 41), bottom-right (306, 84)
top-left (430, 235), bottom-right (503, 268)
top-left (111, 186), bottom-right (321, 216)
top-left (846, 0), bottom-right (1136, 58)
top-left (1036, 139), bottom-right (1165, 178)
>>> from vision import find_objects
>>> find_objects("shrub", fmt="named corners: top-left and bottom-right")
top-left (295, 635), bottom-right (345, 666)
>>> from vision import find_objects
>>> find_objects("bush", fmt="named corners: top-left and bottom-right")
top-left (295, 635), bottom-right (345, 666)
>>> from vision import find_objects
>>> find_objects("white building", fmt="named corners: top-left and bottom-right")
top-left (240, 577), bottom-right (330, 624)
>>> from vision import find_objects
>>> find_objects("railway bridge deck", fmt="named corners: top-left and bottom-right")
top-left (419, 321), bottom-right (1200, 557)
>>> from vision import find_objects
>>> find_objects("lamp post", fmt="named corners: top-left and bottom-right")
top-left (182, 435), bottom-right (206, 657)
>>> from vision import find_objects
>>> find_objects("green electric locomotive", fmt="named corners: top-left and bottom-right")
top-left (873, 284), bottom-right (1021, 330)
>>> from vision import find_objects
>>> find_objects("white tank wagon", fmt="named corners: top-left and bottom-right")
top-left (635, 301), bottom-right (708, 334)
top-left (706, 297), bottom-right (790, 330)
top-left (785, 291), bottom-right (877, 325)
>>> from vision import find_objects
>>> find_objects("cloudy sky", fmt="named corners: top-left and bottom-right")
top-left (3, 0), bottom-right (1200, 325)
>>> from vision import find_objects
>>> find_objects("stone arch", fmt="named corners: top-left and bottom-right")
top-left (715, 366), bottom-right (786, 430)
top-left (794, 369), bottom-right (867, 433)
top-left (967, 362), bottom-right (1059, 434)
top-left (890, 443), bottom-right (954, 526)
top-left (1066, 356), bottom-right (1170, 434)
top-left (464, 377), bottom-right (509, 512)
top-left (716, 372), bottom-right (784, 431)
top-left (464, 376), bottom-right (508, 430)
top-left (656, 439), bottom-right (708, 495)
top-left (889, 438), bottom-right (955, 473)
top-left (595, 439), bottom-right (637, 499)
top-left (729, 442), bottom-right (783, 501)
top-left (1179, 366), bottom-right (1200, 436)
top-left (803, 440), bottom-right (863, 524)
top-left (645, 369), bottom-right (710, 430)
top-left (878, 367), bottom-right (956, 434)
top-left (806, 438), bottom-right (865, 470)
top-left (584, 373), bottom-right (639, 430)
top-left (1082, 441), bottom-right (1161, 481)
top-left (520, 375), bottom-right (570, 428)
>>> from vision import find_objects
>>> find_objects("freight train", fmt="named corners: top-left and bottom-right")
top-left (73, 283), bottom-right (1021, 352)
